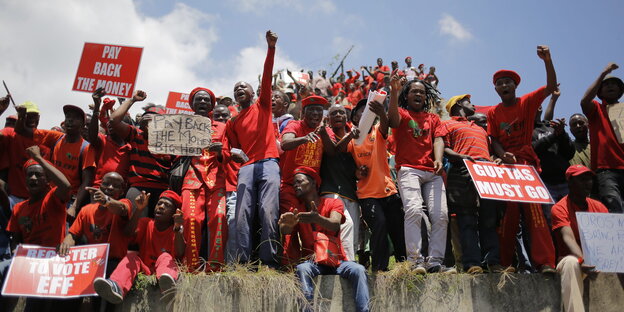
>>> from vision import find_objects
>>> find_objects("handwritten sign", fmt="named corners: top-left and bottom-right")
top-left (72, 42), bottom-right (143, 97)
top-left (607, 102), bottom-right (624, 144)
top-left (577, 212), bottom-right (624, 273)
top-left (1, 244), bottom-right (109, 298)
top-left (148, 114), bottom-right (211, 156)
top-left (165, 92), bottom-right (194, 115)
top-left (464, 160), bottom-right (554, 204)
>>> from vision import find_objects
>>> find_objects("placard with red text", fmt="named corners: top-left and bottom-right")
top-left (165, 92), bottom-right (194, 115)
top-left (463, 160), bottom-right (554, 204)
top-left (1, 244), bottom-right (109, 298)
top-left (73, 42), bottom-right (143, 97)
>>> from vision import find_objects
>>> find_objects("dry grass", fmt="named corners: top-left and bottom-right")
top-left (172, 263), bottom-right (307, 312)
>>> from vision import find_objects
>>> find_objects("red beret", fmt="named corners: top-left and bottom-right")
top-left (302, 95), bottom-right (329, 110)
top-left (189, 87), bottom-right (216, 107)
top-left (23, 159), bottom-right (40, 171)
top-left (493, 70), bottom-right (521, 86)
top-left (160, 190), bottom-right (182, 209)
top-left (294, 166), bottom-right (321, 189)
top-left (565, 165), bottom-right (594, 181)
top-left (143, 106), bottom-right (165, 116)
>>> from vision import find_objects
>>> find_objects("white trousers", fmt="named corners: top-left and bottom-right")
top-left (398, 167), bottom-right (448, 264)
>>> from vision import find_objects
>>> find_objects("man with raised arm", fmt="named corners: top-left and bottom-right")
top-left (225, 31), bottom-right (281, 267)
top-left (487, 45), bottom-right (557, 273)
top-left (580, 63), bottom-right (624, 213)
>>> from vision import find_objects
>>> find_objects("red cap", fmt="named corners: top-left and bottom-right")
top-left (160, 190), bottom-right (182, 209)
top-left (405, 56), bottom-right (412, 62)
top-left (565, 165), bottom-right (594, 180)
top-left (493, 70), bottom-right (521, 86)
top-left (6, 115), bottom-right (17, 120)
top-left (294, 166), bottom-right (321, 189)
top-left (302, 95), bottom-right (329, 110)
top-left (189, 87), bottom-right (216, 107)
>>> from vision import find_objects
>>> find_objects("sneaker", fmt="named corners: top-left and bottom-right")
top-left (466, 266), bottom-right (484, 274)
top-left (159, 273), bottom-right (177, 293)
top-left (539, 265), bottom-right (557, 275)
top-left (93, 277), bottom-right (123, 304)
top-left (488, 264), bottom-right (516, 273)
top-left (412, 263), bottom-right (427, 274)
top-left (440, 266), bottom-right (458, 274)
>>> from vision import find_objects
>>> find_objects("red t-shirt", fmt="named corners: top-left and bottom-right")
top-left (132, 218), bottom-right (177, 269)
top-left (0, 128), bottom-right (58, 198)
top-left (551, 196), bottom-right (608, 259)
top-left (225, 47), bottom-right (279, 166)
top-left (393, 108), bottom-right (447, 172)
top-left (93, 133), bottom-right (131, 188)
top-left (280, 120), bottom-right (330, 184)
top-left (7, 187), bottom-right (67, 247)
top-left (288, 197), bottom-right (346, 260)
top-left (442, 117), bottom-right (490, 161)
top-left (69, 200), bottom-right (132, 259)
top-left (43, 135), bottom-right (97, 194)
top-left (587, 100), bottom-right (624, 170)
top-left (374, 65), bottom-right (390, 84)
top-left (332, 83), bottom-right (344, 96)
top-left (487, 86), bottom-right (547, 166)
top-left (347, 89), bottom-right (364, 106)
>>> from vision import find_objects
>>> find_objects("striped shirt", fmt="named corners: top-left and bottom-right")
top-left (443, 116), bottom-right (490, 161)
top-left (126, 126), bottom-right (171, 189)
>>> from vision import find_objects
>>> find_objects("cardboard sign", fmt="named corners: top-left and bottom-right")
top-left (576, 212), bottom-right (624, 273)
top-left (148, 114), bottom-right (212, 156)
top-left (607, 102), bottom-right (624, 144)
top-left (73, 42), bottom-right (143, 97)
top-left (1, 244), bottom-right (109, 298)
top-left (165, 92), bottom-right (194, 115)
top-left (464, 160), bottom-right (554, 204)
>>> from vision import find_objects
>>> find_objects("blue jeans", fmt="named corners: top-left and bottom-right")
top-left (456, 199), bottom-right (501, 269)
top-left (225, 191), bottom-right (237, 264)
top-left (232, 159), bottom-right (280, 267)
top-left (596, 169), bottom-right (624, 213)
top-left (295, 260), bottom-right (369, 312)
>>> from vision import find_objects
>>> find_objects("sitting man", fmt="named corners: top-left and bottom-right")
top-left (279, 167), bottom-right (369, 312)
top-left (58, 172), bottom-right (133, 275)
top-left (93, 190), bottom-right (185, 304)
top-left (551, 165), bottom-right (608, 311)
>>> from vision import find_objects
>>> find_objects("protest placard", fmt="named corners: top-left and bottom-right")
top-left (165, 92), bottom-right (194, 115)
top-left (463, 160), bottom-right (554, 204)
top-left (577, 212), bottom-right (624, 273)
top-left (1, 244), bottom-right (109, 298)
top-left (606, 102), bottom-right (624, 144)
top-left (148, 114), bottom-right (212, 156)
top-left (72, 43), bottom-right (143, 97)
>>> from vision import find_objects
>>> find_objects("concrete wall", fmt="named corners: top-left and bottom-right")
top-left (115, 273), bottom-right (623, 312)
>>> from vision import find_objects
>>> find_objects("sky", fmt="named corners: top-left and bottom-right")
top-left (1, 0), bottom-right (623, 129)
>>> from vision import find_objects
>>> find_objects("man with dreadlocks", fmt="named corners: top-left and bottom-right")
top-left (388, 75), bottom-right (452, 274)
top-left (487, 45), bottom-right (558, 273)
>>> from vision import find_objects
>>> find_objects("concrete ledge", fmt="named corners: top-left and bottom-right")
top-left (115, 273), bottom-right (623, 312)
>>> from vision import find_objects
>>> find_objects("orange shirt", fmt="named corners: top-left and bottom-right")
top-left (348, 125), bottom-right (397, 199)
top-left (7, 187), bottom-right (67, 247)
top-left (69, 200), bottom-right (132, 259)
top-left (45, 135), bottom-right (96, 193)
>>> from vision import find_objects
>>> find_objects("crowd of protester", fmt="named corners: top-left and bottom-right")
top-left (0, 30), bottom-right (622, 312)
